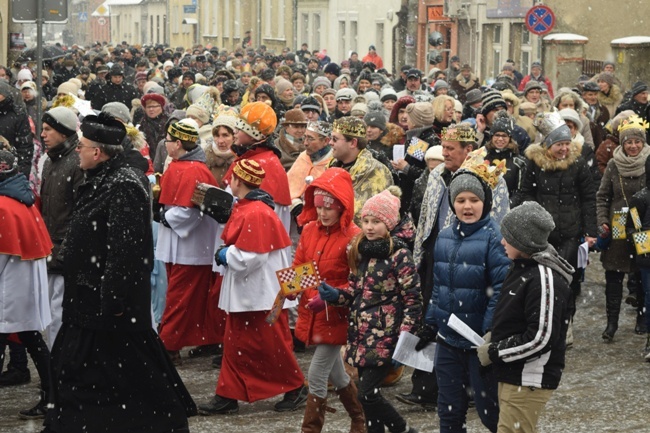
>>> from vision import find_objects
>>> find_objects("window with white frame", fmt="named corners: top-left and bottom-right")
top-left (212, 0), bottom-right (220, 36)
top-left (301, 13), bottom-right (309, 48)
top-left (350, 21), bottom-right (358, 53)
top-left (277, 1), bottom-right (285, 39)
top-left (313, 13), bottom-right (321, 49)
top-left (492, 25), bottom-right (502, 78)
top-left (339, 20), bottom-right (346, 58)
top-left (172, 6), bottom-right (178, 34)
top-left (224, 1), bottom-right (231, 38)
top-left (235, 2), bottom-right (241, 38)
top-left (521, 28), bottom-right (532, 75)
top-left (265, 0), bottom-right (272, 38)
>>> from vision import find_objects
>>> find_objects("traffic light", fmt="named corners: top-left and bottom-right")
top-left (428, 31), bottom-right (444, 47)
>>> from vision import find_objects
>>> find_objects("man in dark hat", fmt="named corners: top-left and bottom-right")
top-left (397, 68), bottom-right (426, 98)
top-left (616, 81), bottom-right (649, 120)
top-left (392, 65), bottom-right (412, 93)
top-left (44, 112), bottom-right (197, 433)
top-left (581, 81), bottom-right (610, 148)
top-left (90, 65), bottom-right (138, 111)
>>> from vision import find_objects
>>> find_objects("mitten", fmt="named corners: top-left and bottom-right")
top-left (318, 282), bottom-right (339, 302)
top-left (307, 294), bottom-right (326, 312)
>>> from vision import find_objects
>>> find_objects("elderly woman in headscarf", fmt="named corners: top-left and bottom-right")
top-left (596, 72), bottom-right (623, 118)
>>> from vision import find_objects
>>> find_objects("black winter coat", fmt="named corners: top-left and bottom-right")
top-left (41, 135), bottom-right (84, 273)
top-left (0, 97), bottom-right (33, 176)
top-left (517, 142), bottom-right (597, 242)
top-left (400, 125), bottom-right (440, 213)
top-left (90, 81), bottom-right (138, 110)
top-left (485, 145), bottom-right (526, 203)
top-left (62, 153), bottom-right (154, 331)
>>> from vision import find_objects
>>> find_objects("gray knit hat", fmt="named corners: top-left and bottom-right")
top-left (42, 107), bottom-right (78, 137)
top-left (364, 111), bottom-right (387, 130)
top-left (102, 102), bottom-right (132, 124)
top-left (449, 171), bottom-right (485, 203)
top-left (500, 201), bottom-right (555, 255)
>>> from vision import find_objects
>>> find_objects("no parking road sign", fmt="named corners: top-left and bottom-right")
top-left (525, 5), bottom-right (555, 36)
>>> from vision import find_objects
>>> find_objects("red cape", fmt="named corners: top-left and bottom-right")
top-left (0, 196), bottom-right (53, 260)
top-left (221, 198), bottom-right (291, 253)
top-left (223, 148), bottom-right (291, 206)
top-left (159, 160), bottom-right (217, 207)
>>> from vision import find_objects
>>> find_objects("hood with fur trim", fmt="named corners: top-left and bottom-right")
top-left (524, 140), bottom-right (582, 172)
top-left (380, 123), bottom-right (405, 147)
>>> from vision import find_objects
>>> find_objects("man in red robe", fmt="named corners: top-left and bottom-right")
top-left (198, 159), bottom-right (307, 415)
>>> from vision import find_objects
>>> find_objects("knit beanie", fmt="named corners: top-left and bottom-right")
top-left (101, 102), bottom-right (132, 124)
top-left (350, 102), bottom-right (368, 117)
top-left (449, 171), bottom-right (485, 203)
top-left (596, 72), bottom-right (615, 87)
top-left (233, 158), bottom-right (265, 188)
top-left (0, 149), bottom-right (18, 182)
top-left (42, 107), bottom-right (78, 137)
top-left (364, 111), bottom-right (387, 131)
top-left (17, 69), bottom-right (33, 82)
top-left (490, 111), bottom-right (515, 136)
top-left (481, 89), bottom-right (507, 116)
top-left (186, 104), bottom-right (210, 124)
top-left (57, 81), bottom-right (78, 96)
top-left (618, 114), bottom-right (648, 143)
top-left (361, 187), bottom-right (401, 230)
top-left (312, 76), bottom-right (331, 90)
top-left (380, 87), bottom-right (398, 102)
top-left (465, 88), bottom-right (483, 105)
top-left (275, 78), bottom-right (293, 95)
top-left (406, 102), bottom-right (435, 128)
top-left (500, 201), bottom-right (555, 255)
top-left (631, 81), bottom-right (649, 97)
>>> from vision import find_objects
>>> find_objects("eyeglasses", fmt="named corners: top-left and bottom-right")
top-left (76, 144), bottom-right (98, 149)
top-left (146, 104), bottom-right (162, 109)
top-left (493, 133), bottom-right (509, 140)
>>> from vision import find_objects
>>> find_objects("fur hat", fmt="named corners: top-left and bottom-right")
top-left (42, 107), bottom-right (78, 137)
top-left (101, 102), bottom-right (132, 124)
top-left (500, 201), bottom-right (555, 255)
top-left (282, 108), bottom-right (308, 125)
top-left (361, 187), bottom-right (402, 230)
top-left (406, 102), bottom-right (435, 128)
top-left (81, 112), bottom-right (126, 146)
top-left (233, 158), bottom-right (265, 187)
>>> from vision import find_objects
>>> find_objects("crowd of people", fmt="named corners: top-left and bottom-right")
top-left (1, 39), bottom-right (650, 433)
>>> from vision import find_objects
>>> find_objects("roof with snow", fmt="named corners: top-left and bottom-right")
top-left (543, 33), bottom-right (588, 42)
top-left (611, 36), bottom-right (650, 45)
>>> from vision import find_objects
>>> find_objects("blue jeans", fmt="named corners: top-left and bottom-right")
top-left (639, 268), bottom-right (650, 329)
top-left (435, 342), bottom-right (499, 433)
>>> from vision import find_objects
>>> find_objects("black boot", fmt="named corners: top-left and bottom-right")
top-left (635, 288), bottom-right (647, 334)
top-left (602, 282), bottom-right (622, 342)
top-left (644, 334), bottom-right (650, 362)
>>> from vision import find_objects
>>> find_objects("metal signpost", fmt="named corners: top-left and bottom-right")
top-left (12, 0), bottom-right (68, 138)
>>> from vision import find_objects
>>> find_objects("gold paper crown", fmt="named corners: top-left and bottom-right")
top-left (618, 114), bottom-right (650, 134)
top-left (459, 148), bottom-right (507, 189)
top-left (168, 121), bottom-right (199, 143)
top-left (441, 123), bottom-right (476, 142)
top-left (332, 117), bottom-right (366, 139)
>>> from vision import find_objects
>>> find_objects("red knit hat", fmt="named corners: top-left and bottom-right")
top-left (361, 188), bottom-right (401, 230)
top-left (233, 158), bottom-right (265, 187)
top-left (314, 188), bottom-right (343, 211)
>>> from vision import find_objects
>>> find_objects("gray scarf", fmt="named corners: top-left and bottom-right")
top-left (612, 144), bottom-right (650, 177)
top-left (531, 245), bottom-right (575, 284)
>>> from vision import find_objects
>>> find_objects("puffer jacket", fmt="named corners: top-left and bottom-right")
top-left (426, 216), bottom-right (510, 350)
top-left (517, 141), bottom-right (597, 241)
top-left (40, 134), bottom-right (84, 273)
top-left (294, 168), bottom-right (361, 346)
top-left (336, 237), bottom-right (422, 367)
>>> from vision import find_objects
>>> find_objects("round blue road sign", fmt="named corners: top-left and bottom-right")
top-left (525, 5), bottom-right (555, 36)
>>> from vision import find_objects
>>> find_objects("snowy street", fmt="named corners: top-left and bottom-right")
top-left (1, 256), bottom-right (649, 432)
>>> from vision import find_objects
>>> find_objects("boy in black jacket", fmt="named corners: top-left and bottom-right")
top-left (477, 201), bottom-right (573, 433)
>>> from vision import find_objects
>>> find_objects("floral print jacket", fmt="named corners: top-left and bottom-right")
top-left (333, 237), bottom-right (422, 367)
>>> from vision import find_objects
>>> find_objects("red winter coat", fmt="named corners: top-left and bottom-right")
top-left (294, 168), bottom-right (361, 346)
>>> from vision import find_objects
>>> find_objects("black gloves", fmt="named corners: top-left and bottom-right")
top-left (159, 207), bottom-right (171, 228)
top-left (414, 324), bottom-right (438, 351)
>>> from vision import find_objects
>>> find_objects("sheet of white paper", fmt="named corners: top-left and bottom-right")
top-left (392, 145), bottom-right (405, 161)
top-left (577, 241), bottom-right (589, 269)
top-left (392, 331), bottom-right (436, 373)
top-left (448, 314), bottom-right (485, 346)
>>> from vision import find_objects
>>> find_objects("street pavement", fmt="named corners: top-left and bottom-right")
top-left (1, 255), bottom-right (650, 432)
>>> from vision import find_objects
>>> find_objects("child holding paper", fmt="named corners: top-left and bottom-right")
top-left (319, 187), bottom-right (422, 433)
top-left (415, 151), bottom-right (510, 433)
top-left (293, 168), bottom-right (363, 432)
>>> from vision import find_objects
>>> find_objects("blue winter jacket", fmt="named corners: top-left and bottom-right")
top-left (425, 215), bottom-right (510, 349)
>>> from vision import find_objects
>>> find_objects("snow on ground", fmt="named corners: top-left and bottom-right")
top-left (1, 254), bottom-right (650, 432)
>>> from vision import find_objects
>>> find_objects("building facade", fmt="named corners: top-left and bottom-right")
top-left (1, 2), bottom-right (9, 66)
top-left (109, 0), bottom-right (166, 47)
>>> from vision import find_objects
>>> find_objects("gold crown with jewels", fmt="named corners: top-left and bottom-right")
top-left (441, 122), bottom-right (476, 142)
top-left (459, 147), bottom-right (507, 189)
top-left (332, 116), bottom-right (366, 138)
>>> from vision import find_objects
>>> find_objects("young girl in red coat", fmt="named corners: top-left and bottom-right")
top-left (319, 187), bottom-right (422, 433)
top-left (294, 167), bottom-right (363, 432)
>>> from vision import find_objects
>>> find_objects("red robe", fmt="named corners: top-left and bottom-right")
top-left (222, 147), bottom-right (291, 206)
top-left (158, 158), bottom-right (220, 351)
top-left (0, 196), bottom-right (52, 259)
top-left (216, 196), bottom-right (302, 402)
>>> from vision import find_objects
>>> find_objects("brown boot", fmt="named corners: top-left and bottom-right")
top-left (301, 394), bottom-right (327, 433)
top-left (337, 381), bottom-right (367, 433)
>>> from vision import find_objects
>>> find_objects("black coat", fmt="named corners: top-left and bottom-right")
top-left (517, 142), bottom-right (598, 242)
top-left (485, 146), bottom-right (526, 203)
top-left (62, 152), bottom-right (154, 331)
top-left (41, 135), bottom-right (84, 273)
top-left (0, 97), bottom-right (33, 176)
top-left (400, 125), bottom-right (440, 213)
top-left (90, 81), bottom-right (139, 110)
